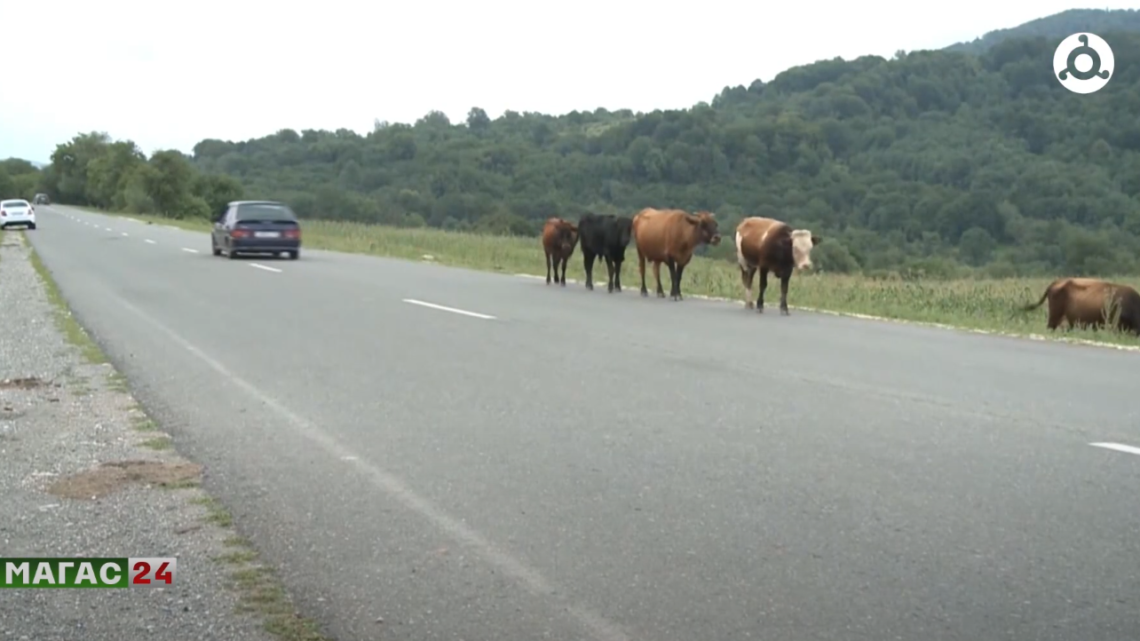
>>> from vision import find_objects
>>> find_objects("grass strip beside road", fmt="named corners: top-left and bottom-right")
top-left (80, 208), bottom-right (1140, 350)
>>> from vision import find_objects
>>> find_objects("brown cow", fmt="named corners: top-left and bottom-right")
top-left (1020, 277), bottom-right (1140, 335)
top-left (632, 208), bottom-right (721, 300)
top-left (735, 217), bottom-right (821, 315)
top-left (542, 217), bottom-right (579, 286)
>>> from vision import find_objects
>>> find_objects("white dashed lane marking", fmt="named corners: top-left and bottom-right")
top-left (249, 263), bottom-right (282, 273)
top-left (121, 232), bottom-right (129, 237)
top-left (402, 299), bottom-right (496, 320)
top-left (144, 239), bottom-right (157, 245)
top-left (181, 248), bottom-right (199, 254)
top-left (1090, 442), bottom-right (1140, 457)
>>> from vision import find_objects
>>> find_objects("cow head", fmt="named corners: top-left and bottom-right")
top-left (690, 211), bottom-right (721, 246)
top-left (560, 223), bottom-right (579, 254)
top-left (614, 217), bottom-right (633, 248)
top-left (790, 230), bottom-right (821, 270)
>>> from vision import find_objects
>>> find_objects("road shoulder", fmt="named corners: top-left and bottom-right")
top-left (0, 229), bottom-right (329, 641)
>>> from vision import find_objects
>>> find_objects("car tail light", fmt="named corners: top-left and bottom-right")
top-left (284, 229), bottom-right (300, 239)
top-left (231, 229), bottom-right (249, 238)
top-left (0, 210), bottom-right (6, 217)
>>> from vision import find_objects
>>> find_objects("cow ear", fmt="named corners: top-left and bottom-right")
top-left (811, 235), bottom-right (822, 246)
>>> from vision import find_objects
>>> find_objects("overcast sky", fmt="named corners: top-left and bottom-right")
top-left (3, 1), bottom-right (1134, 163)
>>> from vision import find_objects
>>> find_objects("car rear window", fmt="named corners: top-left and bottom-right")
top-left (236, 203), bottom-right (297, 222)
top-left (1, 200), bottom-right (28, 209)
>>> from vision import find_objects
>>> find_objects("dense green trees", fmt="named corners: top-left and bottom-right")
top-left (37, 132), bottom-right (244, 220)
top-left (0, 159), bottom-right (44, 203)
top-left (16, 9), bottom-right (1140, 278)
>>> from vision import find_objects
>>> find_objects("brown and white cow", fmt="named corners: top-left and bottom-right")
top-left (542, 217), bottom-right (579, 286)
top-left (632, 208), bottom-right (721, 301)
top-left (735, 217), bottom-right (821, 315)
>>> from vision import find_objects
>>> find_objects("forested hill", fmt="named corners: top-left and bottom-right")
top-left (26, 10), bottom-right (1140, 277)
top-left (946, 8), bottom-right (1140, 54)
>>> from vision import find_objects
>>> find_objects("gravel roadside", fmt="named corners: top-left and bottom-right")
top-left (0, 229), bottom-right (330, 641)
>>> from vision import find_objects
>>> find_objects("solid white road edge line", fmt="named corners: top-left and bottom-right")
top-left (249, 263), bottom-right (282, 273)
top-left (181, 248), bottom-right (199, 254)
top-left (402, 298), bottom-right (496, 320)
top-left (1089, 442), bottom-right (1140, 456)
top-left (108, 295), bottom-right (629, 641)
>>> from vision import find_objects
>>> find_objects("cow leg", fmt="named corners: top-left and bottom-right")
top-left (559, 256), bottom-right (569, 287)
top-left (741, 266), bottom-right (756, 309)
top-left (1046, 308), bottom-right (1063, 330)
top-left (665, 261), bottom-right (684, 301)
top-left (779, 273), bottom-right (791, 315)
top-left (638, 250), bottom-right (649, 297)
top-left (604, 256), bottom-right (616, 293)
top-left (583, 251), bottom-right (596, 290)
top-left (614, 258), bottom-right (623, 292)
top-left (653, 262), bottom-right (666, 298)
top-left (664, 259), bottom-right (678, 300)
top-left (757, 268), bottom-right (769, 313)
top-left (545, 252), bottom-right (552, 284)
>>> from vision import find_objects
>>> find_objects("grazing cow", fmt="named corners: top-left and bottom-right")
top-left (735, 217), bottom-right (821, 315)
top-left (541, 217), bottom-right (579, 286)
top-left (1020, 277), bottom-right (1140, 335)
top-left (632, 208), bottom-right (721, 301)
top-left (577, 213), bottom-right (633, 293)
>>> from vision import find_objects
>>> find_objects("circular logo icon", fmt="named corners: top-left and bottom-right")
top-left (1054, 33), bottom-right (1114, 94)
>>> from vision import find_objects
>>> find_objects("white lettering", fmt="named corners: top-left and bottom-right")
top-left (74, 562), bottom-right (98, 585)
top-left (33, 562), bottom-right (55, 585)
top-left (56, 561), bottom-right (74, 585)
top-left (5, 562), bottom-right (29, 585)
top-left (100, 561), bottom-right (121, 585)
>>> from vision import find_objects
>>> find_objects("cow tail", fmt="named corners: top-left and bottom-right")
top-left (1020, 281), bottom-right (1056, 313)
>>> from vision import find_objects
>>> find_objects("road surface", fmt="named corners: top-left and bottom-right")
top-left (21, 205), bottom-right (1140, 641)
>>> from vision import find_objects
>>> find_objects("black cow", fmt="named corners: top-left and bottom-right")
top-left (578, 213), bottom-right (634, 293)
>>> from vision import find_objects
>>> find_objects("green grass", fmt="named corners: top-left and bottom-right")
top-left (24, 235), bottom-right (109, 364)
top-left (107, 371), bottom-right (130, 393)
top-left (86, 208), bottom-right (1140, 350)
top-left (193, 509), bottom-right (330, 639)
top-left (131, 415), bottom-right (159, 432)
top-left (189, 496), bottom-right (234, 527)
top-left (140, 436), bottom-right (173, 450)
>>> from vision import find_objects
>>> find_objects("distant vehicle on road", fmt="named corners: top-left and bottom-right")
top-left (211, 200), bottom-right (301, 260)
top-left (32, 193), bottom-right (50, 205)
top-left (0, 198), bottom-right (36, 230)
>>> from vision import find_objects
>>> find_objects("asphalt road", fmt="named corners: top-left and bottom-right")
top-left (20, 205), bottom-right (1140, 641)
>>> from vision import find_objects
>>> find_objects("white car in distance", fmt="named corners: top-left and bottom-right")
top-left (0, 199), bottom-right (36, 230)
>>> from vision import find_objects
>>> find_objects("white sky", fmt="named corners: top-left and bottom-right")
top-left (2, 0), bottom-right (1135, 163)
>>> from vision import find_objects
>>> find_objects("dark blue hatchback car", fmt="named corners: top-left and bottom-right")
top-left (211, 200), bottom-right (302, 260)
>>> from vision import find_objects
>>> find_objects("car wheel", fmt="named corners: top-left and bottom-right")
top-left (27, 223), bottom-right (36, 230)
top-left (228, 248), bottom-right (240, 260)
top-left (288, 250), bottom-right (299, 260)
top-left (212, 239), bottom-right (221, 256)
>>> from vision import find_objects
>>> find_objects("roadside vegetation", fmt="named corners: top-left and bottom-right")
top-left (8, 8), bottom-right (1140, 347)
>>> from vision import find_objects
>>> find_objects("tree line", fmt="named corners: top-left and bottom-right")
top-left (12, 12), bottom-right (1140, 280)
